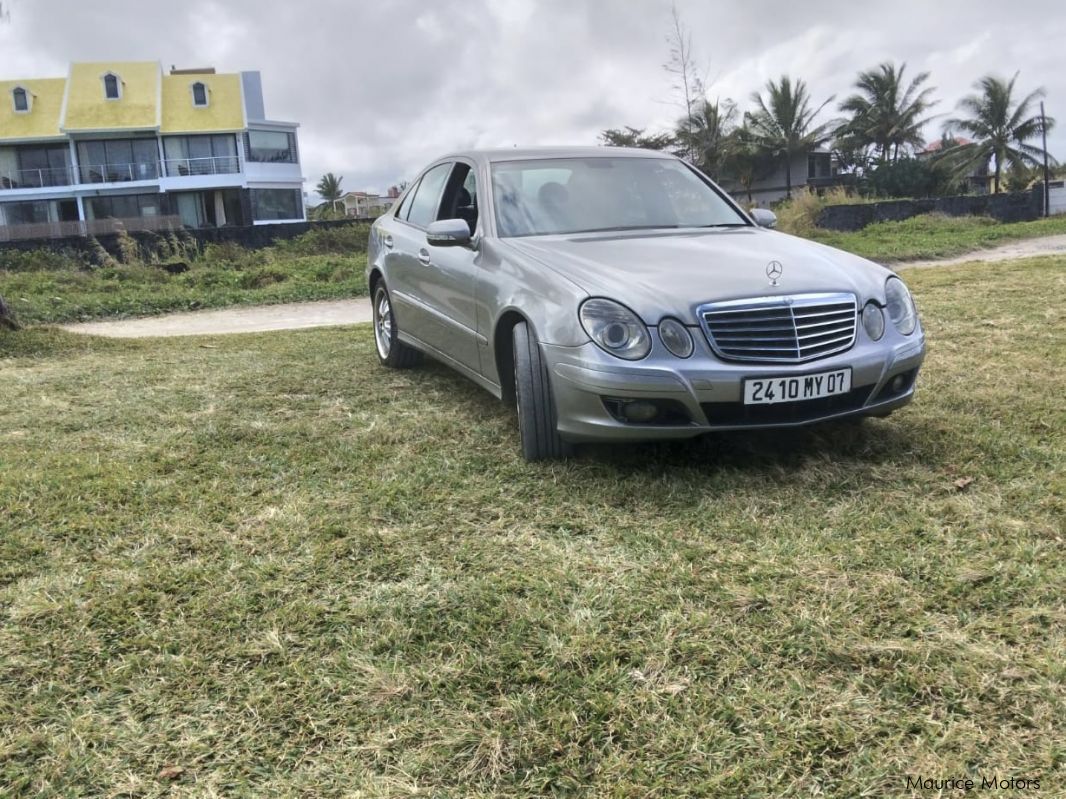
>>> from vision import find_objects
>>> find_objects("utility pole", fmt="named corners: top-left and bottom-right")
top-left (1041, 101), bottom-right (1050, 218)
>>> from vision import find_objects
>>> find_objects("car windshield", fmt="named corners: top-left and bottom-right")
top-left (491, 156), bottom-right (748, 237)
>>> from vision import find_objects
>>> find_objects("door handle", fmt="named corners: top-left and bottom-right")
top-left (383, 234), bottom-right (394, 250)
top-left (417, 249), bottom-right (432, 266)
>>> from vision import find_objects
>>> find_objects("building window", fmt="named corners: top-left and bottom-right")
top-left (77, 138), bottom-right (159, 183)
top-left (103, 73), bottom-right (122, 100)
top-left (244, 130), bottom-right (297, 163)
top-left (12, 86), bottom-right (30, 113)
top-left (191, 82), bottom-right (209, 107)
top-left (163, 134), bottom-right (238, 176)
top-left (84, 193), bottom-right (162, 221)
top-left (250, 188), bottom-right (302, 220)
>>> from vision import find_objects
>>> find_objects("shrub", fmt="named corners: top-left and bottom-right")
top-left (0, 248), bottom-right (86, 273)
top-left (774, 190), bottom-right (825, 236)
top-left (274, 224), bottom-right (371, 257)
top-left (0, 293), bottom-right (20, 330)
top-left (115, 229), bottom-right (142, 265)
top-left (88, 237), bottom-right (119, 269)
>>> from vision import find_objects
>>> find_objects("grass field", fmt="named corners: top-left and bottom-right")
top-left (1, 257), bottom-right (1064, 797)
top-left (806, 213), bottom-right (1066, 263)
top-left (0, 226), bottom-right (370, 325)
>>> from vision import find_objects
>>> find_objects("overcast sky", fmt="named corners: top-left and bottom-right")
top-left (2, 0), bottom-right (1064, 199)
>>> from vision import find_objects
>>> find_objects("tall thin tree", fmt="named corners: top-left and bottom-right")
top-left (664, 3), bottom-right (705, 163)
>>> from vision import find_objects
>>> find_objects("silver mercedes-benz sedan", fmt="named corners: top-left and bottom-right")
top-left (367, 147), bottom-right (925, 461)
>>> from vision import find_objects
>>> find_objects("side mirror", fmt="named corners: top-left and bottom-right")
top-left (426, 218), bottom-right (472, 247)
top-left (750, 208), bottom-right (778, 229)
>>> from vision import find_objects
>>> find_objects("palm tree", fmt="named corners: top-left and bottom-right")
top-left (316, 173), bottom-right (344, 215)
top-left (940, 73), bottom-right (1055, 193)
top-left (838, 62), bottom-right (937, 163)
top-left (746, 76), bottom-right (836, 199)
top-left (675, 98), bottom-right (737, 180)
top-left (721, 125), bottom-right (773, 204)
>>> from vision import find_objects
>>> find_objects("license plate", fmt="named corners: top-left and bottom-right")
top-left (743, 368), bottom-right (851, 405)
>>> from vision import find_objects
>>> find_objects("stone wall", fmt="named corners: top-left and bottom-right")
top-left (816, 188), bottom-right (1044, 231)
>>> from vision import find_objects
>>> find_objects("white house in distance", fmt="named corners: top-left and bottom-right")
top-left (340, 188), bottom-right (400, 218)
top-left (723, 149), bottom-right (836, 207)
top-left (0, 61), bottom-right (305, 240)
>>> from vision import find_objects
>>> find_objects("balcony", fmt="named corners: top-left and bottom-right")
top-left (0, 214), bottom-right (184, 242)
top-left (0, 166), bottom-right (76, 190)
top-left (162, 155), bottom-right (241, 177)
top-left (0, 157), bottom-right (244, 192)
top-left (79, 161), bottom-right (161, 184)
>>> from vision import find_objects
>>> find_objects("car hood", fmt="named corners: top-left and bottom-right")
top-left (501, 227), bottom-right (893, 324)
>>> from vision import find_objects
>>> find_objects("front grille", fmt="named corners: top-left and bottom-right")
top-left (701, 384), bottom-right (873, 426)
top-left (698, 293), bottom-right (858, 363)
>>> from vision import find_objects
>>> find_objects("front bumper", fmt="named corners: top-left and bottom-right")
top-left (544, 325), bottom-right (926, 442)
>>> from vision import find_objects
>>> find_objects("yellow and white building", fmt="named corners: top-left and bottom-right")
top-left (0, 61), bottom-right (304, 236)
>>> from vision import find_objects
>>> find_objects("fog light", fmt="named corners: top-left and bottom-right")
top-left (891, 374), bottom-right (906, 392)
top-left (623, 400), bottom-right (659, 423)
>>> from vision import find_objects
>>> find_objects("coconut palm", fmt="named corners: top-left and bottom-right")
top-left (940, 73), bottom-right (1055, 193)
top-left (315, 172), bottom-right (344, 214)
top-left (675, 98), bottom-right (738, 180)
top-left (746, 76), bottom-right (836, 199)
top-left (838, 62), bottom-right (937, 163)
top-left (721, 125), bottom-right (774, 204)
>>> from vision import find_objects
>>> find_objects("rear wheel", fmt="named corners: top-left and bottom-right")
top-left (512, 321), bottom-right (573, 462)
top-left (372, 283), bottom-right (421, 368)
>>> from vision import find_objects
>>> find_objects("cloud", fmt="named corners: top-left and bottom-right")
top-left (2, 0), bottom-right (1063, 195)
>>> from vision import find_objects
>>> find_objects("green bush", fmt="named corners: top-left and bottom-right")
top-left (274, 224), bottom-right (371, 256)
top-left (0, 248), bottom-right (86, 273)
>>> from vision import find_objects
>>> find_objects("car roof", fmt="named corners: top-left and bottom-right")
top-left (434, 146), bottom-right (676, 164)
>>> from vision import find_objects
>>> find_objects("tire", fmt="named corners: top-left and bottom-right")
top-left (372, 282), bottom-right (422, 369)
top-left (512, 321), bottom-right (573, 462)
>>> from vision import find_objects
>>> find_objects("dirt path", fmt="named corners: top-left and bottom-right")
top-left (894, 233), bottom-right (1066, 269)
top-left (57, 234), bottom-right (1066, 339)
top-left (60, 298), bottom-right (373, 338)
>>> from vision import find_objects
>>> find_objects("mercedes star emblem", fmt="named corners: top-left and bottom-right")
top-left (766, 260), bottom-right (783, 286)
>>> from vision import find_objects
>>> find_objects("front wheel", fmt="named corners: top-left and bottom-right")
top-left (372, 283), bottom-right (421, 368)
top-left (512, 321), bottom-right (573, 462)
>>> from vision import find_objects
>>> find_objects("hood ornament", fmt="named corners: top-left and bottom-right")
top-left (766, 260), bottom-right (783, 286)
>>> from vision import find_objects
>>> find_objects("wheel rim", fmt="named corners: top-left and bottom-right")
top-left (374, 290), bottom-right (392, 358)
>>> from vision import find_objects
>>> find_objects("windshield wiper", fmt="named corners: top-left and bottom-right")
top-left (698, 223), bottom-right (750, 228)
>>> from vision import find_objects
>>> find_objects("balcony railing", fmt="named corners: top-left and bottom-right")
top-left (163, 155), bottom-right (241, 177)
top-left (79, 161), bottom-right (161, 184)
top-left (0, 166), bottom-right (76, 189)
top-left (0, 214), bottom-right (184, 242)
top-left (1, 156), bottom-right (244, 191)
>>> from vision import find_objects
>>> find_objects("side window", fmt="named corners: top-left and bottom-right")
top-left (437, 163), bottom-right (479, 233)
top-left (405, 163), bottom-right (452, 228)
top-left (395, 179), bottom-right (420, 220)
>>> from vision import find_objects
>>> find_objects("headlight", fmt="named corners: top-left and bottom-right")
top-left (658, 317), bottom-right (693, 358)
top-left (578, 298), bottom-right (651, 360)
top-left (861, 302), bottom-right (885, 341)
top-left (885, 277), bottom-right (917, 335)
